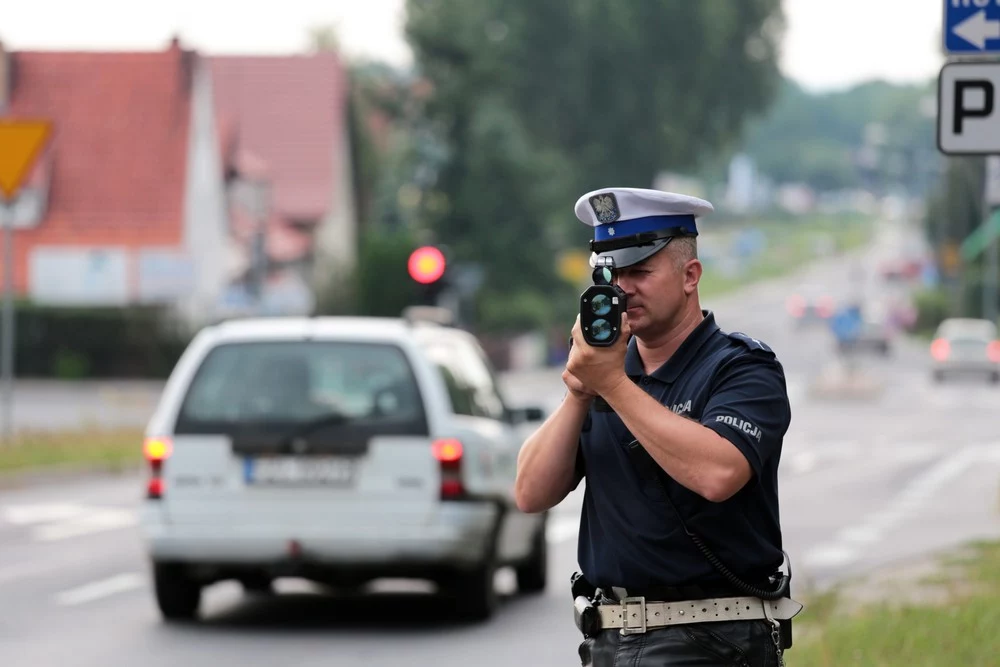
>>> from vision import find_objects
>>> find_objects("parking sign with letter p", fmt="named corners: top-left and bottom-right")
top-left (939, 61), bottom-right (1000, 155)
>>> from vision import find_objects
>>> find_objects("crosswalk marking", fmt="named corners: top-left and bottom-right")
top-left (34, 508), bottom-right (136, 542)
top-left (0, 502), bottom-right (137, 542)
top-left (2, 503), bottom-right (89, 525)
top-left (54, 572), bottom-right (145, 607)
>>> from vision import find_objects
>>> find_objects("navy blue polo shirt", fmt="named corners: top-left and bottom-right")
top-left (574, 310), bottom-right (790, 590)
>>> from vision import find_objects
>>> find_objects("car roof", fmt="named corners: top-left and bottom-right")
top-left (201, 316), bottom-right (448, 344)
top-left (937, 318), bottom-right (997, 338)
top-left (195, 315), bottom-right (480, 350)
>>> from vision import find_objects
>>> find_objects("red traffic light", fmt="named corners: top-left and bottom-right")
top-left (408, 246), bottom-right (446, 284)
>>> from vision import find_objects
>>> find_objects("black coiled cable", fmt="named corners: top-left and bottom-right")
top-left (684, 528), bottom-right (791, 600)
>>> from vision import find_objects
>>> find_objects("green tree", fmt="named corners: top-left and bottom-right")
top-left (404, 0), bottom-right (785, 331)
top-left (407, 0), bottom-right (784, 188)
top-left (738, 78), bottom-right (939, 196)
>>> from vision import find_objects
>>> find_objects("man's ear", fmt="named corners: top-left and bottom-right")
top-left (684, 260), bottom-right (702, 295)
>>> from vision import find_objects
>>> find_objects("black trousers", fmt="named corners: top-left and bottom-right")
top-left (578, 620), bottom-right (781, 666)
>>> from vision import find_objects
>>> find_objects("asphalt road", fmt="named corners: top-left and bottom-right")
top-left (2, 219), bottom-right (999, 666)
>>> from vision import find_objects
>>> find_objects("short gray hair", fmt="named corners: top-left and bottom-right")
top-left (668, 236), bottom-right (698, 269)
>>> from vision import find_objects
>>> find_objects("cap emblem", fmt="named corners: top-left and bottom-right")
top-left (589, 193), bottom-right (620, 223)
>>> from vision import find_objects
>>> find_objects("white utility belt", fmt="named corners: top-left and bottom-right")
top-left (597, 595), bottom-right (804, 635)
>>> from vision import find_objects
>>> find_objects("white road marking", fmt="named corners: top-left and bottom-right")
top-left (33, 509), bottom-right (137, 542)
top-left (837, 525), bottom-right (883, 545)
top-left (55, 572), bottom-right (145, 607)
top-left (1, 503), bottom-right (88, 525)
top-left (0, 503), bottom-right (137, 541)
top-left (785, 451), bottom-right (818, 474)
top-left (801, 545), bottom-right (858, 570)
top-left (803, 447), bottom-right (986, 572)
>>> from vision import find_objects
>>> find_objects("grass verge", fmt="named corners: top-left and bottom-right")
top-left (0, 429), bottom-right (144, 476)
top-left (787, 540), bottom-right (1000, 666)
top-left (699, 215), bottom-right (874, 299)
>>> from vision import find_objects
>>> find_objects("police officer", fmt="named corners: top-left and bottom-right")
top-left (514, 188), bottom-right (801, 666)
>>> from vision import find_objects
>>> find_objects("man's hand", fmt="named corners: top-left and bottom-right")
top-left (562, 367), bottom-right (596, 403)
top-left (566, 313), bottom-right (631, 398)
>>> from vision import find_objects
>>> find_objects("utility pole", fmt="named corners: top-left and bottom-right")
top-left (1, 202), bottom-right (13, 444)
top-left (0, 119), bottom-right (53, 444)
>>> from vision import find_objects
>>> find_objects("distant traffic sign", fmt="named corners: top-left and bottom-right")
top-left (0, 120), bottom-right (52, 200)
top-left (946, 2), bottom-right (1000, 53)
top-left (937, 62), bottom-right (1000, 154)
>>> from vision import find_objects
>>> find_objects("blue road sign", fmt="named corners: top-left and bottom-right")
top-left (946, 2), bottom-right (1000, 53)
top-left (830, 306), bottom-right (863, 344)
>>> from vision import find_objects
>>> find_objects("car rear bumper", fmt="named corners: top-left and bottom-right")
top-left (933, 361), bottom-right (999, 375)
top-left (139, 502), bottom-right (499, 568)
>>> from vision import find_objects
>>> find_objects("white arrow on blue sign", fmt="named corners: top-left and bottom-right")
top-left (946, 1), bottom-right (1000, 53)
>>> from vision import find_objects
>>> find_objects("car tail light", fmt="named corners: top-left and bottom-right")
top-left (432, 438), bottom-right (465, 500)
top-left (930, 338), bottom-right (950, 362)
top-left (785, 295), bottom-right (805, 317)
top-left (989, 341), bottom-right (1000, 363)
top-left (143, 437), bottom-right (172, 500)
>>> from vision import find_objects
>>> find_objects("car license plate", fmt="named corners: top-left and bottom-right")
top-left (246, 457), bottom-right (355, 486)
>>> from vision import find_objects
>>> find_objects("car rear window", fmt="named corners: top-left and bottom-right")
top-left (173, 340), bottom-right (428, 435)
top-left (940, 321), bottom-right (996, 341)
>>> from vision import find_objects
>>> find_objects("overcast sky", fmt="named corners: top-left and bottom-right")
top-left (1, 0), bottom-right (944, 92)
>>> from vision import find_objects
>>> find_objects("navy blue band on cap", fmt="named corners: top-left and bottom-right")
top-left (593, 214), bottom-right (697, 241)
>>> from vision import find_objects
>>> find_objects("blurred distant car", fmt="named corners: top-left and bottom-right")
top-left (879, 257), bottom-right (923, 282)
top-left (785, 285), bottom-right (836, 326)
top-left (929, 318), bottom-right (1000, 383)
top-left (138, 309), bottom-right (548, 622)
top-left (838, 316), bottom-right (892, 356)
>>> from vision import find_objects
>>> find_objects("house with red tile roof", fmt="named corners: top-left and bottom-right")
top-left (209, 52), bottom-right (357, 316)
top-left (0, 38), bottom-right (230, 328)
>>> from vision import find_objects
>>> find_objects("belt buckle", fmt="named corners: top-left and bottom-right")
top-left (620, 596), bottom-right (647, 635)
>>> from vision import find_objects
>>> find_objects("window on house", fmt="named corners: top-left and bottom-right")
top-left (10, 187), bottom-right (45, 229)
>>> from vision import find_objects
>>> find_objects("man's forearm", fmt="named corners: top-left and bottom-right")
top-left (514, 394), bottom-right (590, 513)
top-left (602, 378), bottom-right (749, 502)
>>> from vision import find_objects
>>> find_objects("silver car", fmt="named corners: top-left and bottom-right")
top-left (930, 318), bottom-right (1000, 383)
top-left (138, 312), bottom-right (548, 622)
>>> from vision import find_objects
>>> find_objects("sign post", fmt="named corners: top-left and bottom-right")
top-left (939, 1), bottom-right (1000, 326)
top-left (0, 120), bottom-right (53, 444)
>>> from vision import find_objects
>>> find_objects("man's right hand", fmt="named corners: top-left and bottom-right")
top-left (562, 368), bottom-right (597, 403)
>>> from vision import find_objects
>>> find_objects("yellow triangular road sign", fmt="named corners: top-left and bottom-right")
top-left (0, 120), bottom-right (53, 200)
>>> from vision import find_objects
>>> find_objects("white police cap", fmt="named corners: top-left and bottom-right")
top-left (574, 187), bottom-right (714, 269)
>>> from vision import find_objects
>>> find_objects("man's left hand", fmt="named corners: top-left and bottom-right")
top-left (567, 312), bottom-right (631, 398)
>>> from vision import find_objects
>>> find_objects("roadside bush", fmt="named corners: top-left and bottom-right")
top-left (912, 287), bottom-right (951, 335)
top-left (13, 303), bottom-right (190, 378)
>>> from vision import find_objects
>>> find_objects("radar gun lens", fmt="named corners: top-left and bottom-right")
top-left (590, 318), bottom-right (612, 342)
top-left (590, 294), bottom-right (612, 316)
